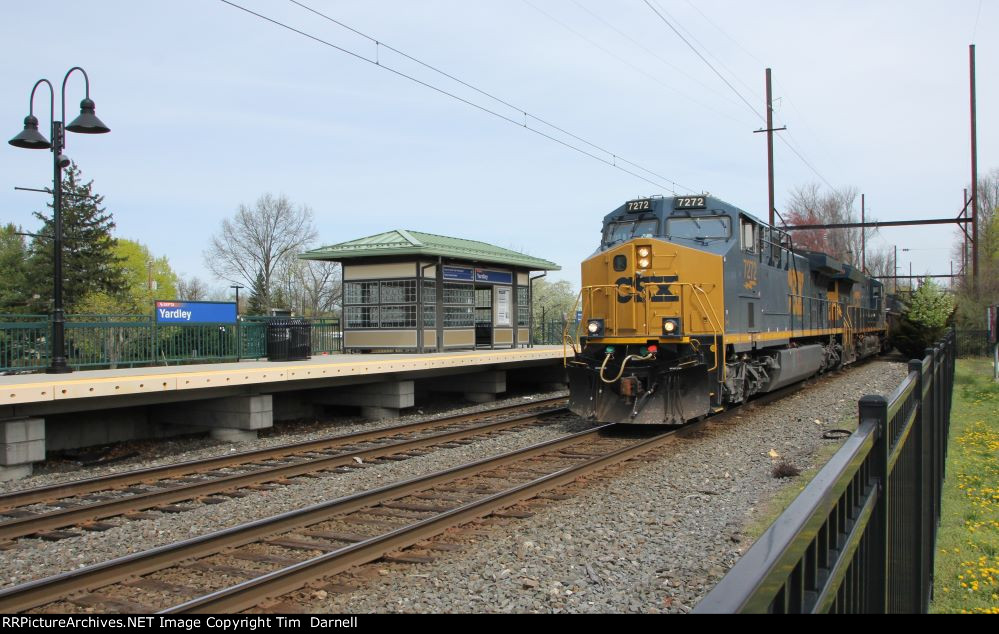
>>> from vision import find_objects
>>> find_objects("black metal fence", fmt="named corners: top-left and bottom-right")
top-left (533, 319), bottom-right (579, 346)
top-left (955, 329), bottom-right (990, 357)
top-left (695, 330), bottom-right (956, 613)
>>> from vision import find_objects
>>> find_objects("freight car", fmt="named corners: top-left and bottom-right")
top-left (568, 194), bottom-right (888, 424)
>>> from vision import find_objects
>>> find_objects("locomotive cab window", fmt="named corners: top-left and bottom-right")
top-left (740, 217), bottom-right (758, 254)
top-left (665, 215), bottom-right (730, 240)
top-left (603, 218), bottom-right (659, 246)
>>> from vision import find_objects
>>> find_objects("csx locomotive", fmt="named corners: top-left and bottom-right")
top-left (568, 194), bottom-right (887, 425)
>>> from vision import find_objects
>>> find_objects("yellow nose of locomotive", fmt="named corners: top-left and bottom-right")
top-left (579, 239), bottom-right (726, 342)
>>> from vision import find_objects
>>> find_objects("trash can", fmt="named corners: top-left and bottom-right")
top-left (266, 319), bottom-right (312, 361)
top-left (288, 318), bottom-right (311, 360)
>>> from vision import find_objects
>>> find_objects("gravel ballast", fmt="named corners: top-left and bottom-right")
top-left (0, 392), bottom-right (581, 588)
top-left (0, 360), bottom-right (909, 612)
top-left (299, 360), bottom-right (909, 613)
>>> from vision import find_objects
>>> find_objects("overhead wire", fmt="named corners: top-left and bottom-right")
top-left (521, 0), bottom-right (752, 127)
top-left (643, 0), bottom-right (838, 192)
top-left (218, 0), bottom-right (697, 194)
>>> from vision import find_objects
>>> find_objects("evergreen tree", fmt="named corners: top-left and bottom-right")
top-left (0, 225), bottom-right (32, 312)
top-left (27, 162), bottom-right (127, 312)
top-left (891, 278), bottom-right (955, 359)
top-left (247, 270), bottom-right (268, 315)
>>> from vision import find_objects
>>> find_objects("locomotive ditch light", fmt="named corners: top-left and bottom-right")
top-left (586, 319), bottom-right (604, 336)
top-left (662, 317), bottom-right (681, 335)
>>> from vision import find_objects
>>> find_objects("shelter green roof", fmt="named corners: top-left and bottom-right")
top-left (299, 229), bottom-right (560, 271)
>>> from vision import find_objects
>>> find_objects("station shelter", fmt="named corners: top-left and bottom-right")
top-left (299, 230), bottom-right (560, 353)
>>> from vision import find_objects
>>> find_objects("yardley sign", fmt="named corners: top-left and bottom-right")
top-left (155, 301), bottom-right (237, 324)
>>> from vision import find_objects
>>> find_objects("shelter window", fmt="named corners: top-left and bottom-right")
top-left (380, 280), bottom-right (416, 303)
top-left (422, 280), bottom-right (436, 304)
top-left (517, 286), bottom-right (529, 327)
top-left (345, 281), bottom-right (379, 305)
top-left (380, 305), bottom-right (416, 328)
top-left (444, 306), bottom-right (474, 327)
top-left (345, 306), bottom-right (379, 329)
top-left (443, 283), bottom-right (474, 305)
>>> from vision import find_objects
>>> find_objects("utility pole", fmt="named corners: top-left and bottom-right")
top-left (970, 44), bottom-right (979, 290)
top-left (963, 189), bottom-right (969, 280)
top-left (861, 194), bottom-right (866, 273)
top-left (894, 245), bottom-right (897, 295)
top-left (754, 68), bottom-right (785, 226)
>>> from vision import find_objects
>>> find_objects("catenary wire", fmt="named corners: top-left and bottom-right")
top-left (288, 0), bottom-right (696, 191)
top-left (218, 0), bottom-right (697, 194)
top-left (643, 0), bottom-right (838, 192)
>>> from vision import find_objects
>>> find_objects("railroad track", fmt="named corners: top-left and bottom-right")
top-left (0, 417), bottom-right (702, 614)
top-left (0, 397), bottom-right (566, 543)
top-left (0, 374), bottom-right (835, 613)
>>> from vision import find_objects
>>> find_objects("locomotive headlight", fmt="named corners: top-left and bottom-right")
top-left (586, 319), bottom-right (604, 336)
top-left (662, 317), bottom-right (681, 335)
top-left (638, 257), bottom-right (651, 269)
top-left (637, 247), bottom-right (651, 258)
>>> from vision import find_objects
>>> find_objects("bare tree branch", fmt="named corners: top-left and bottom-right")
top-left (203, 194), bottom-right (318, 303)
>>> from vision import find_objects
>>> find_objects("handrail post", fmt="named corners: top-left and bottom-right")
top-left (859, 393), bottom-right (889, 613)
top-left (912, 353), bottom-right (930, 612)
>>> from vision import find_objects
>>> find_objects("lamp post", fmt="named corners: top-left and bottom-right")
top-left (9, 67), bottom-right (110, 374)
top-left (231, 284), bottom-right (244, 362)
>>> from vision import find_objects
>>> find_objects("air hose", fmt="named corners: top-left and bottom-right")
top-left (599, 351), bottom-right (655, 384)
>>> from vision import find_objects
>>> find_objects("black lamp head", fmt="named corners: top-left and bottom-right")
top-left (66, 98), bottom-right (110, 134)
top-left (9, 114), bottom-right (52, 149)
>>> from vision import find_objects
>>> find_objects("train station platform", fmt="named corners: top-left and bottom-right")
top-left (0, 347), bottom-right (568, 480)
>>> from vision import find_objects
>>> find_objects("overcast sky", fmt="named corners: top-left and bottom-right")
top-left (2, 1), bottom-right (995, 293)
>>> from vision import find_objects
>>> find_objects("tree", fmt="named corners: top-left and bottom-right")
top-left (951, 168), bottom-right (999, 329)
top-left (783, 183), bottom-right (888, 271)
top-left (274, 257), bottom-right (342, 318)
top-left (176, 276), bottom-right (210, 301)
top-left (0, 225), bottom-right (31, 311)
top-left (531, 278), bottom-right (578, 342)
top-left (27, 162), bottom-right (127, 312)
top-left (892, 278), bottom-right (955, 359)
top-left (203, 194), bottom-right (317, 307)
top-left (246, 271), bottom-right (268, 316)
top-left (116, 239), bottom-right (178, 311)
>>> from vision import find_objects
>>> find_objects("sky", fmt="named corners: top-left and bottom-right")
top-left (1, 0), bottom-right (995, 295)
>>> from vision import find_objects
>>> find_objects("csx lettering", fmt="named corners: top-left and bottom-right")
top-left (616, 275), bottom-right (679, 303)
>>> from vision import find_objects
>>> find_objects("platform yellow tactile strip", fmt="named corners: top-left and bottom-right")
top-left (1, 349), bottom-right (563, 405)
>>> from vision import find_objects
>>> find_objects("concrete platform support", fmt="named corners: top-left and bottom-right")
top-left (508, 364), bottom-right (568, 392)
top-left (0, 418), bottom-right (45, 481)
top-left (272, 392), bottom-right (318, 422)
top-left (314, 381), bottom-right (414, 420)
top-left (429, 370), bottom-right (506, 403)
top-left (154, 395), bottom-right (273, 443)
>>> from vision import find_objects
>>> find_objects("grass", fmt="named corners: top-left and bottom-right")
top-left (931, 358), bottom-right (999, 614)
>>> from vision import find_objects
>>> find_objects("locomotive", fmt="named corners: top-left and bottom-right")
top-left (567, 194), bottom-right (888, 425)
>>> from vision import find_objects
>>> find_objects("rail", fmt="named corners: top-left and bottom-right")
top-left (695, 330), bottom-right (956, 613)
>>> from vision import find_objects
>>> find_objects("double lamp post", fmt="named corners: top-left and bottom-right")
top-left (8, 67), bottom-right (110, 373)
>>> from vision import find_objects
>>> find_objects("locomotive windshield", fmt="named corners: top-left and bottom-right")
top-left (603, 218), bottom-right (659, 246)
top-left (666, 216), bottom-right (731, 240)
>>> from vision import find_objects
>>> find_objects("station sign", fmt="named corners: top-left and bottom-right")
top-left (155, 300), bottom-right (237, 324)
top-left (442, 266), bottom-right (513, 285)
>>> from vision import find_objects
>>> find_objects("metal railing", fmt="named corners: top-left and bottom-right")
top-left (0, 314), bottom-right (342, 373)
top-left (955, 329), bottom-right (990, 357)
top-left (695, 330), bottom-right (956, 613)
